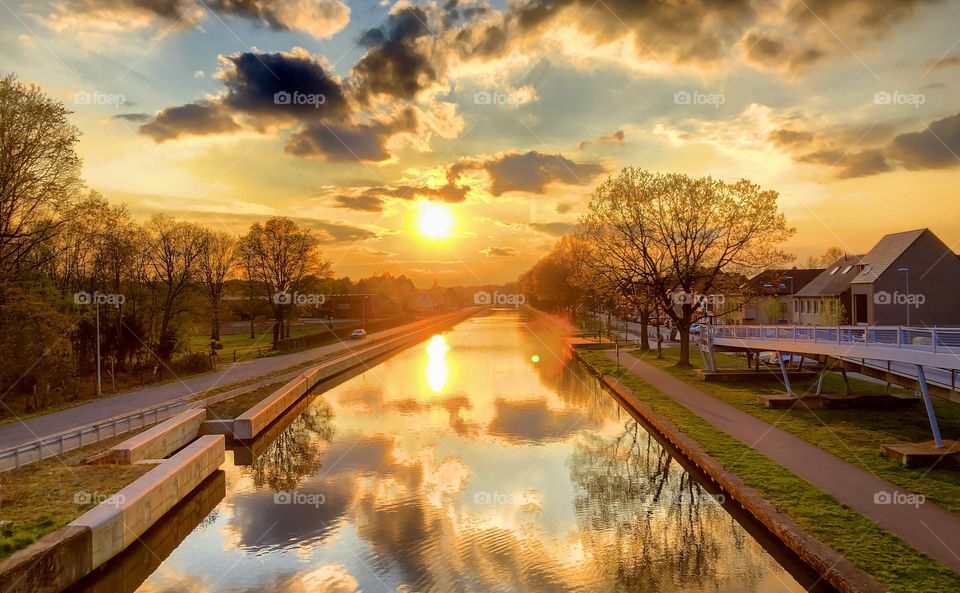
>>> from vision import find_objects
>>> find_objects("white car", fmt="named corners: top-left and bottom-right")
top-left (350, 329), bottom-right (368, 340)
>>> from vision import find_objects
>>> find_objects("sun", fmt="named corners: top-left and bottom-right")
top-left (417, 203), bottom-right (453, 239)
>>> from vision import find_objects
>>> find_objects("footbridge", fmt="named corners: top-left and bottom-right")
top-left (700, 325), bottom-right (960, 448)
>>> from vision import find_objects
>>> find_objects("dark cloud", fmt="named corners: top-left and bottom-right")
top-left (219, 50), bottom-right (348, 119)
top-left (351, 6), bottom-right (438, 102)
top-left (798, 148), bottom-right (891, 178)
top-left (112, 112), bottom-right (150, 123)
top-left (924, 54), bottom-right (960, 71)
top-left (373, 183), bottom-right (468, 203)
top-left (488, 398), bottom-right (590, 443)
top-left (768, 128), bottom-right (815, 147)
top-left (285, 107), bottom-right (418, 162)
top-left (528, 222), bottom-right (573, 237)
top-left (741, 31), bottom-right (826, 74)
top-left (555, 202), bottom-right (574, 214)
top-left (890, 112), bottom-right (960, 170)
top-left (297, 218), bottom-right (377, 243)
top-left (332, 194), bottom-right (385, 212)
top-left (481, 247), bottom-right (516, 257)
top-left (450, 151), bottom-right (603, 195)
top-left (139, 102), bottom-right (239, 142)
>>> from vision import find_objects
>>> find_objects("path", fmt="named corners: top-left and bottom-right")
top-left (604, 349), bottom-right (960, 576)
top-left (0, 313), bottom-right (466, 451)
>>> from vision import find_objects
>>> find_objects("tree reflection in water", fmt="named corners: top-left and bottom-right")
top-left (248, 402), bottom-right (335, 492)
top-left (570, 420), bottom-right (772, 592)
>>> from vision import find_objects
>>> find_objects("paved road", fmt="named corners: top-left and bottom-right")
top-left (605, 349), bottom-right (960, 576)
top-left (0, 314), bottom-right (466, 450)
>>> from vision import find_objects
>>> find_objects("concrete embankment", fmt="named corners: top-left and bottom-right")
top-left (0, 435), bottom-right (225, 593)
top-left (570, 347), bottom-right (885, 593)
top-left (232, 307), bottom-right (482, 440)
top-left (92, 408), bottom-right (207, 465)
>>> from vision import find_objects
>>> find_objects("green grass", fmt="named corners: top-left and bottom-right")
top-left (633, 348), bottom-right (960, 516)
top-left (186, 325), bottom-right (324, 361)
top-left (205, 379), bottom-right (291, 420)
top-left (581, 350), bottom-right (960, 592)
top-left (0, 433), bottom-right (153, 559)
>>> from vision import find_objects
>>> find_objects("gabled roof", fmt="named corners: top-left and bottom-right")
top-left (795, 254), bottom-right (864, 297)
top-left (742, 268), bottom-right (824, 296)
top-left (850, 229), bottom-right (926, 284)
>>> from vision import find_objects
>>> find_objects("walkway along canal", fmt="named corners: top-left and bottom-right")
top-left (68, 309), bottom-right (831, 593)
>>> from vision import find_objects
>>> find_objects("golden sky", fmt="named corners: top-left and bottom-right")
top-left (3, 0), bottom-right (960, 284)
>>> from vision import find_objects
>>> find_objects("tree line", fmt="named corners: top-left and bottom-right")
top-left (519, 167), bottom-right (796, 367)
top-left (0, 74), bottom-right (451, 413)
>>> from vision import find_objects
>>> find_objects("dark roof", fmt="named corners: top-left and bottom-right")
top-left (795, 254), bottom-right (865, 297)
top-left (742, 268), bottom-right (824, 296)
top-left (850, 229), bottom-right (926, 285)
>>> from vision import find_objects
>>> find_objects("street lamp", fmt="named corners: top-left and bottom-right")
top-left (897, 267), bottom-right (910, 326)
top-left (784, 275), bottom-right (795, 324)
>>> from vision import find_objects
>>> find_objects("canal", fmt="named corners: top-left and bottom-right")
top-left (72, 309), bottom-right (828, 593)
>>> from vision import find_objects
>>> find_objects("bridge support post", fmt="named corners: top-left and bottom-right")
top-left (816, 363), bottom-right (827, 396)
top-left (777, 352), bottom-right (794, 397)
top-left (915, 365), bottom-right (944, 449)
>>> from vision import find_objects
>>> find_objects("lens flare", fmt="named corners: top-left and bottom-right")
top-left (425, 335), bottom-right (449, 393)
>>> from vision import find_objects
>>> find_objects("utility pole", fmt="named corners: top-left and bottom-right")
top-left (95, 301), bottom-right (102, 397)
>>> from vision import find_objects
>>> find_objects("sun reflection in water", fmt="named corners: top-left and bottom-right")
top-left (425, 334), bottom-right (449, 393)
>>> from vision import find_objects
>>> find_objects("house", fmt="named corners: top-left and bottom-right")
top-left (848, 229), bottom-right (960, 326)
top-left (734, 268), bottom-right (824, 324)
top-left (793, 254), bottom-right (863, 325)
top-left (317, 294), bottom-right (377, 321)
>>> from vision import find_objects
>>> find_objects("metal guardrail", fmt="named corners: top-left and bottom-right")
top-left (707, 324), bottom-right (960, 357)
top-left (0, 400), bottom-right (192, 472)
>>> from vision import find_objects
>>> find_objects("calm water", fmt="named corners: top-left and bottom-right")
top-left (75, 309), bottom-right (822, 593)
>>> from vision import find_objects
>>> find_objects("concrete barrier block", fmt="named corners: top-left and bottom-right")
top-left (0, 525), bottom-right (92, 593)
top-left (107, 408), bottom-right (207, 464)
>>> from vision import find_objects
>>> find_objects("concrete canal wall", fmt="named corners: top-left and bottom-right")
top-left (0, 435), bottom-right (225, 593)
top-left (233, 307), bottom-right (482, 440)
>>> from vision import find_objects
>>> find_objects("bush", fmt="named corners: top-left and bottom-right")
top-left (171, 352), bottom-right (211, 374)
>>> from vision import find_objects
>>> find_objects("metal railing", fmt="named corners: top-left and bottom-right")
top-left (0, 400), bottom-right (192, 472)
top-left (707, 324), bottom-right (960, 357)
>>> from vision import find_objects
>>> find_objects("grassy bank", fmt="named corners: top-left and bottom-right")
top-left (633, 348), bottom-right (960, 515)
top-left (580, 350), bottom-right (960, 592)
top-left (0, 433), bottom-right (153, 559)
top-left (205, 379), bottom-right (291, 419)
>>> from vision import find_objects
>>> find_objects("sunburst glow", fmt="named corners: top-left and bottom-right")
top-left (418, 203), bottom-right (453, 239)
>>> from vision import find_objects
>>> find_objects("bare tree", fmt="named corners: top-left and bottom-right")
top-left (238, 217), bottom-right (329, 347)
top-left (198, 230), bottom-right (236, 341)
top-left (144, 215), bottom-right (206, 360)
top-left (805, 246), bottom-right (845, 269)
top-left (580, 167), bottom-right (793, 366)
top-left (0, 75), bottom-right (82, 287)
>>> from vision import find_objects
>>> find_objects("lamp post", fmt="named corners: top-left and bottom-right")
top-left (784, 275), bottom-right (795, 324)
top-left (897, 267), bottom-right (910, 326)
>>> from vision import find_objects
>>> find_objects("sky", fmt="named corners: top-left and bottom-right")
top-left (2, 0), bottom-right (960, 285)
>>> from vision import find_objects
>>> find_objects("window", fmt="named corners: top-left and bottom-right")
top-left (830, 266), bottom-right (840, 275)
top-left (861, 265), bottom-right (872, 275)
top-left (842, 265), bottom-right (852, 273)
